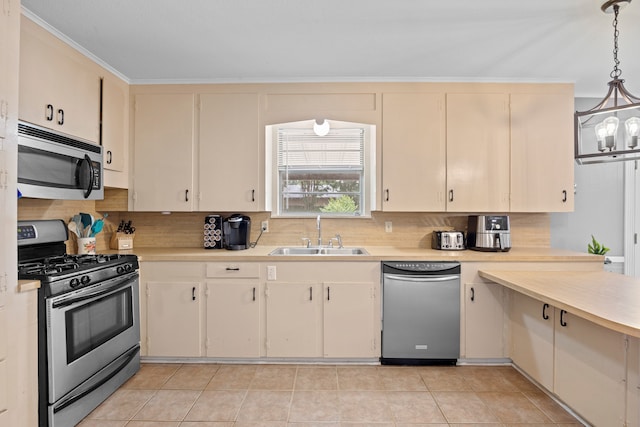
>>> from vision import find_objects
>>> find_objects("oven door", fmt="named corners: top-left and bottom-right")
top-left (46, 272), bottom-right (140, 403)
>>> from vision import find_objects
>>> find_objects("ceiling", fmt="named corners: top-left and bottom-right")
top-left (20, 0), bottom-right (640, 97)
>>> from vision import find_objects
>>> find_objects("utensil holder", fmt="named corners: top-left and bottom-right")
top-left (77, 237), bottom-right (97, 254)
top-left (110, 232), bottom-right (135, 250)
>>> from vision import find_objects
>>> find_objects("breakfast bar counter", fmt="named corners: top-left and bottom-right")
top-left (479, 269), bottom-right (640, 338)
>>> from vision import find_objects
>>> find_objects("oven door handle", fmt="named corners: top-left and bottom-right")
top-left (52, 345), bottom-right (139, 414)
top-left (52, 274), bottom-right (137, 308)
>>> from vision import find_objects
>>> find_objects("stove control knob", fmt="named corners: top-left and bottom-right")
top-left (70, 278), bottom-right (81, 288)
top-left (80, 275), bottom-right (91, 285)
top-left (124, 263), bottom-right (133, 272)
top-left (117, 266), bottom-right (124, 274)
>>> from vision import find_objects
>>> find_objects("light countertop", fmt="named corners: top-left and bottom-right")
top-left (119, 246), bottom-right (604, 263)
top-left (479, 270), bottom-right (640, 338)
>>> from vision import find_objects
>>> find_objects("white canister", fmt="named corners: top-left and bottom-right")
top-left (77, 237), bottom-right (97, 255)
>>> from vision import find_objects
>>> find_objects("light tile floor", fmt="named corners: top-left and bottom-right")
top-left (78, 363), bottom-right (584, 427)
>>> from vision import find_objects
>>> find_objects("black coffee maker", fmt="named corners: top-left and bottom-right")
top-left (223, 214), bottom-right (251, 250)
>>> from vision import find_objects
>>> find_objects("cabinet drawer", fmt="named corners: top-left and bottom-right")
top-left (206, 263), bottom-right (260, 279)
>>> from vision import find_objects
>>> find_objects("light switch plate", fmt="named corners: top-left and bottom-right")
top-left (267, 265), bottom-right (277, 281)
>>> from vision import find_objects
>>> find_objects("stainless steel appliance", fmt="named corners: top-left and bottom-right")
top-left (223, 214), bottom-right (251, 250)
top-left (17, 121), bottom-right (103, 200)
top-left (18, 220), bottom-right (139, 427)
top-left (467, 215), bottom-right (511, 252)
top-left (381, 261), bottom-right (460, 365)
top-left (431, 231), bottom-right (465, 250)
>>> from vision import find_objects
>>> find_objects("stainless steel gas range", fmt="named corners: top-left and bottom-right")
top-left (18, 220), bottom-right (140, 427)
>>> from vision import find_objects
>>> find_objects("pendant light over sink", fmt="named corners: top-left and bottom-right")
top-left (575, 0), bottom-right (640, 164)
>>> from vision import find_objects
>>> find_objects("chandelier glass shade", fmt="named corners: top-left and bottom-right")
top-left (575, 0), bottom-right (640, 164)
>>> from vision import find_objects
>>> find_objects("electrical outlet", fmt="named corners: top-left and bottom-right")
top-left (385, 221), bottom-right (393, 232)
top-left (261, 221), bottom-right (269, 232)
top-left (267, 265), bottom-right (277, 280)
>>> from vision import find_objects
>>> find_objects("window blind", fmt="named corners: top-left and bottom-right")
top-left (277, 128), bottom-right (365, 170)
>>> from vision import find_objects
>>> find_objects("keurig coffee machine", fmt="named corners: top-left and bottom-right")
top-left (223, 214), bottom-right (251, 250)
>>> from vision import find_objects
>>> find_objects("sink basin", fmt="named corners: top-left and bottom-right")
top-left (268, 247), bottom-right (369, 256)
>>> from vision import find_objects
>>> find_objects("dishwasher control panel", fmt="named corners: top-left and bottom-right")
top-left (382, 261), bottom-right (460, 275)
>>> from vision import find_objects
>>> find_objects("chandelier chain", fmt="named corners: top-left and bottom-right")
top-left (611, 4), bottom-right (622, 79)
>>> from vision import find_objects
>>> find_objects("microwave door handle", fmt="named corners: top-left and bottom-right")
top-left (81, 154), bottom-right (95, 199)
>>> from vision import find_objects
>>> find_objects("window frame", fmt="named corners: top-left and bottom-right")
top-left (265, 119), bottom-right (376, 218)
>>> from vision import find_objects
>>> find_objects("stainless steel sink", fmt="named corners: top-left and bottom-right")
top-left (268, 247), bottom-right (369, 256)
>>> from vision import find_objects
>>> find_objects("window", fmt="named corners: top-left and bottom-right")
top-left (266, 119), bottom-right (376, 217)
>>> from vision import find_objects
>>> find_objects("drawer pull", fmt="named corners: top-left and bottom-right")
top-left (309, 286), bottom-right (313, 301)
top-left (542, 303), bottom-right (550, 320)
top-left (562, 190), bottom-right (567, 203)
top-left (225, 267), bottom-right (240, 271)
top-left (252, 287), bottom-right (256, 301)
top-left (470, 286), bottom-right (475, 302)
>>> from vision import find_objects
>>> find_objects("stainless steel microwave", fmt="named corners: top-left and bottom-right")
top-left (17, 121), bottom-right (103, 200)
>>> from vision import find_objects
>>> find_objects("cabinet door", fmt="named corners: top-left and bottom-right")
top-left (510, 293), bottom-right (554, 390)
top-left (19, 17), bottom-right (100, 142)
top-left (132, 93), bottom-right (194, 211)
top-left (206, 282), bottom-right (260, 358)
top-left (554, 309), bottom-right (626, 426)
top-left (511, 92), bottom-right (574, 212)
top-left (146, 281), bottom-right (203, 357)
top-left (198, 93), bottom-right (260, 211)
top-left (323, 282), bottom-right (376, 358)
top-left (381, 92), bottom-right (446, 211)
top-left (101, 74), bottom-right (127, 173)
top-left (464, 282), bottom-right (505, 359)
top-left (265, 283), bottom-right (320, 358)
top-left (446, 93), bottom-right (510, 212)
top-left (0, 0), bottom-right (8, 140)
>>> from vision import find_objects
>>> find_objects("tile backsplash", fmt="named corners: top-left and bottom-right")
top-left (19, 195), bottom-right (550, 252)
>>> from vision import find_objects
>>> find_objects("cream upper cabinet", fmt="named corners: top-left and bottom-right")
top-left (446, 93), bottom-right (510, 212)
top-left (19, 17), bottom-right (100, 143)
top-left (198, 93), bottom-right (260, 211)
top-left (132, 93), bottom-right (195, 211)
top-left (101, 74), bottom-right (128, 174)
top-left (0, 0), bottom-right (9, 140)
top-left (510, 91), bottom-right (574, 211)
top-left (146, 281), bottom-right (204, 358)
top-left (381, 92), bottom-right (446, 211)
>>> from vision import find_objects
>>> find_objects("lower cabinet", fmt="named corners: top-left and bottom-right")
top-left (146, 281), bottom-right (204, 357)
top-left (142, 261), bottom-right (380, 360)
top-left (463, 282), bottom-right (505, 359)
top-left (510, 292), bottom-right (554, 390)
top-left (206, 282), bottom-right (260, 358)
top-left (265, 283), bottom-right (321, 358)
top-left (554, 310), bottom-right (627, 426)
top-left (323, 282), bottom-right (376, 358)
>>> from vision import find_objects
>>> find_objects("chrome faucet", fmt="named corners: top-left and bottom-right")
top-left (316, 215), bottom-right (322, 247)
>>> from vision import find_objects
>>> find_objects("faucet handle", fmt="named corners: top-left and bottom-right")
top-left (335, 234), bottom-right (343, 248)
top-left (301, 237), bottom-right (311, 248)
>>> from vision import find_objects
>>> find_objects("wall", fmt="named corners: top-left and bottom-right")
top-left (19, 193), bottom-right (551, 250)
top-left (550, 98), bottom-right (625, 261)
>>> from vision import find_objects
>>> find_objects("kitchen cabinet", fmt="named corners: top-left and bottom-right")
top-left (628, 337), bottom-right (639, 427)
top-left (554, 309), bottom-right (627, 426)
top-left (381, 92), bottom-right (446, 211)
top-left (198, 93), bottom-right (260, 211)
top-left (463, 281), bottom-right (506, 359)
top-left (510, 91), bottom-right (574, 211)
top-left (510, 292), bottom-right (554, 390)
top-left (101, 73), bottom-right (128, 177)
top-left (265, 282), bottom-right (321, 358)
top-left (323, 282), bottom-right (376, 358)
top-left (131, 93), bottom-right (195, 211)
top-left (446, 93), bottom-right (510, 212)
top-left (19, 16), bottom-right (100, 143)
top-left (205, 262), bottom-right (261, 358)
top-left (146, 281), bottom-right (204, 357)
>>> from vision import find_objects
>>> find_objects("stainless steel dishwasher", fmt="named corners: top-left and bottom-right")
top-left (381, 261), bottom-right (460, 365)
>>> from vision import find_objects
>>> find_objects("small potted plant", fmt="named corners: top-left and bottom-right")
top-left (588, 235), bottom-right (611, 263)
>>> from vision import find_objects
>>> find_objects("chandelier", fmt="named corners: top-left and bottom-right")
top-left (575, 0), bottom-right (640, 164)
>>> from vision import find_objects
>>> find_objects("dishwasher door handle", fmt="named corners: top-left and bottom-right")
top-left (384, 274), bottom-right (460, 283)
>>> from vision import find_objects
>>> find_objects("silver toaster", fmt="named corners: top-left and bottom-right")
top-left (431, 231), bottom-right (466, 250)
